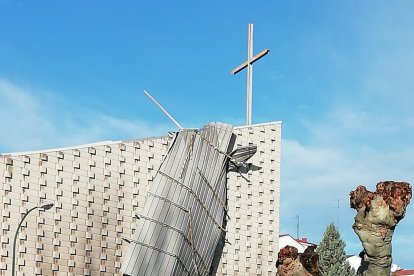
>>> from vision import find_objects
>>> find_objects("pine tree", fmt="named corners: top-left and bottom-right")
top-left (316, 223), bottom-right (355, 276)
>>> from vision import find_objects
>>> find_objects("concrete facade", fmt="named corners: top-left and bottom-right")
top-left (0, 122), bottom-right (281, 275)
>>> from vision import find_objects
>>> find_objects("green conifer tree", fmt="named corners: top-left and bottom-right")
top-left (316, 223), bottom-right (355, 276)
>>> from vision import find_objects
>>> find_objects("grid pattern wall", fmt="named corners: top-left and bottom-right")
top-left (217, 124), bottom-right (281, 275)
top-left (0, 122), bottom-right (281, 276)
top-left (0, 138), bottom-right (170, 276)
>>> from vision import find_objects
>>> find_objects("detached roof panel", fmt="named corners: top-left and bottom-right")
top-left (121, 123), bottom-right (235, 276)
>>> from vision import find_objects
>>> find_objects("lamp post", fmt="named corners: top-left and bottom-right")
top-left (12, 201), bottom-right (54, 276)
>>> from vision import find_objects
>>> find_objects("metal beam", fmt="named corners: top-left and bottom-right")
top-left (143, 90), bottom-right (183, 130)
top-left (246, 23), bottom-right (253, 127)
top-left (231, 49), bottom-right (270, 75)
top-left (231, 23), bottom-right (270, 126)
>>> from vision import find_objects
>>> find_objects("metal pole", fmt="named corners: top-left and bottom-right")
top-left (246, 23), bottom-right (253, 126)
top-left (337, 199), bottom-right (340, 226)
top-left (143, 90), bottom-right (183, 130)
top-left (12, 206), bottom-right (38, 276)
top-left (294, 215), bottom-right (300, 239)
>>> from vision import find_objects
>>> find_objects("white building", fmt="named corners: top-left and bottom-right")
top-left (278, 234), bottom-right (317, 254)
top-left (0, 122), bottom-right (281, 275)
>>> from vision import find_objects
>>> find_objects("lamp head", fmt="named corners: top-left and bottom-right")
top-left (37, 201), bottom-right (54, 210)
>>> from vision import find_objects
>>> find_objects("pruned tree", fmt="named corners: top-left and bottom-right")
top-left (316, 223), bottom-right (355, 276)
top-left (350, 181), bottom-right (412, 276)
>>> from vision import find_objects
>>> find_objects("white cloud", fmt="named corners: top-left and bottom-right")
top-left (281, 11), bottom-right (414, 252)
top-left (280, 23), bottom-right (414, 256)
top-left (0, 79), bottom-right (171, 153)
top-left (281, 105), bottom-right (414, 265)
top-left (0, 80), bottom-right (55, 151)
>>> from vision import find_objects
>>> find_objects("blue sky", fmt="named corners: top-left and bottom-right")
top-left (1, 0), bottom-right (413, 269)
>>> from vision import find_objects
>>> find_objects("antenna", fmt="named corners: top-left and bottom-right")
top-left (293, 215), bottom-right (300, 239)
top-left (143, 90), bottom-right (183, 130)
top-left (337, 199), bottom-right (340, 226)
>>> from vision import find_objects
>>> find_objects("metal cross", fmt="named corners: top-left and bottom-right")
top-left (232, 23), bottom-right (270, 126)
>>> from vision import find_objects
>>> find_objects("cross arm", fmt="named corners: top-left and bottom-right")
top-left (231, 49), bottom-right (270, 75)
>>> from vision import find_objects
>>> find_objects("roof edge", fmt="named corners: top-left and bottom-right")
top-left (1, 121), bottom-right (282, 156)
top-left (234, 121), bottom-right (282, 129)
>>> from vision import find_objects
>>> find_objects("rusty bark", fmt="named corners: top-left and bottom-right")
top-left (276, 246), bottom-right (313, 276)
top-left (350, 181), bottom-right (412, 276)
top-left (300, 246), bottom-right (320, 276)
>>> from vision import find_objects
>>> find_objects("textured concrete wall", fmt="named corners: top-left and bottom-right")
top-left (0, 122), bottom-right (281, 276)
top-left (220, 123), bottom-right (281, 275)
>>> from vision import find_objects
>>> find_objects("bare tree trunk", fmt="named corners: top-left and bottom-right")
top-left (299, 246), bottom-right (320, 276)
top-left (350, 181), bottom-right (412, 276)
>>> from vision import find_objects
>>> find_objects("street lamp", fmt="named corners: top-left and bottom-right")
top-left (12, 201), bottom-right (54, 276)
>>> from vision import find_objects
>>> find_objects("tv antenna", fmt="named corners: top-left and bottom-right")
top-left (337, 199), bottom-right (340, 226)
top-left (293, 215), bottom-right (300, 239)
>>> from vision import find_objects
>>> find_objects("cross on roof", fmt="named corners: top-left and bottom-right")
top-left (232, 23), bottom-right (270, 126)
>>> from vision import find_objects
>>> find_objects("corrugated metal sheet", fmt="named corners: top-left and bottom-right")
top-left (121, 122), bottom-right (236, 276)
